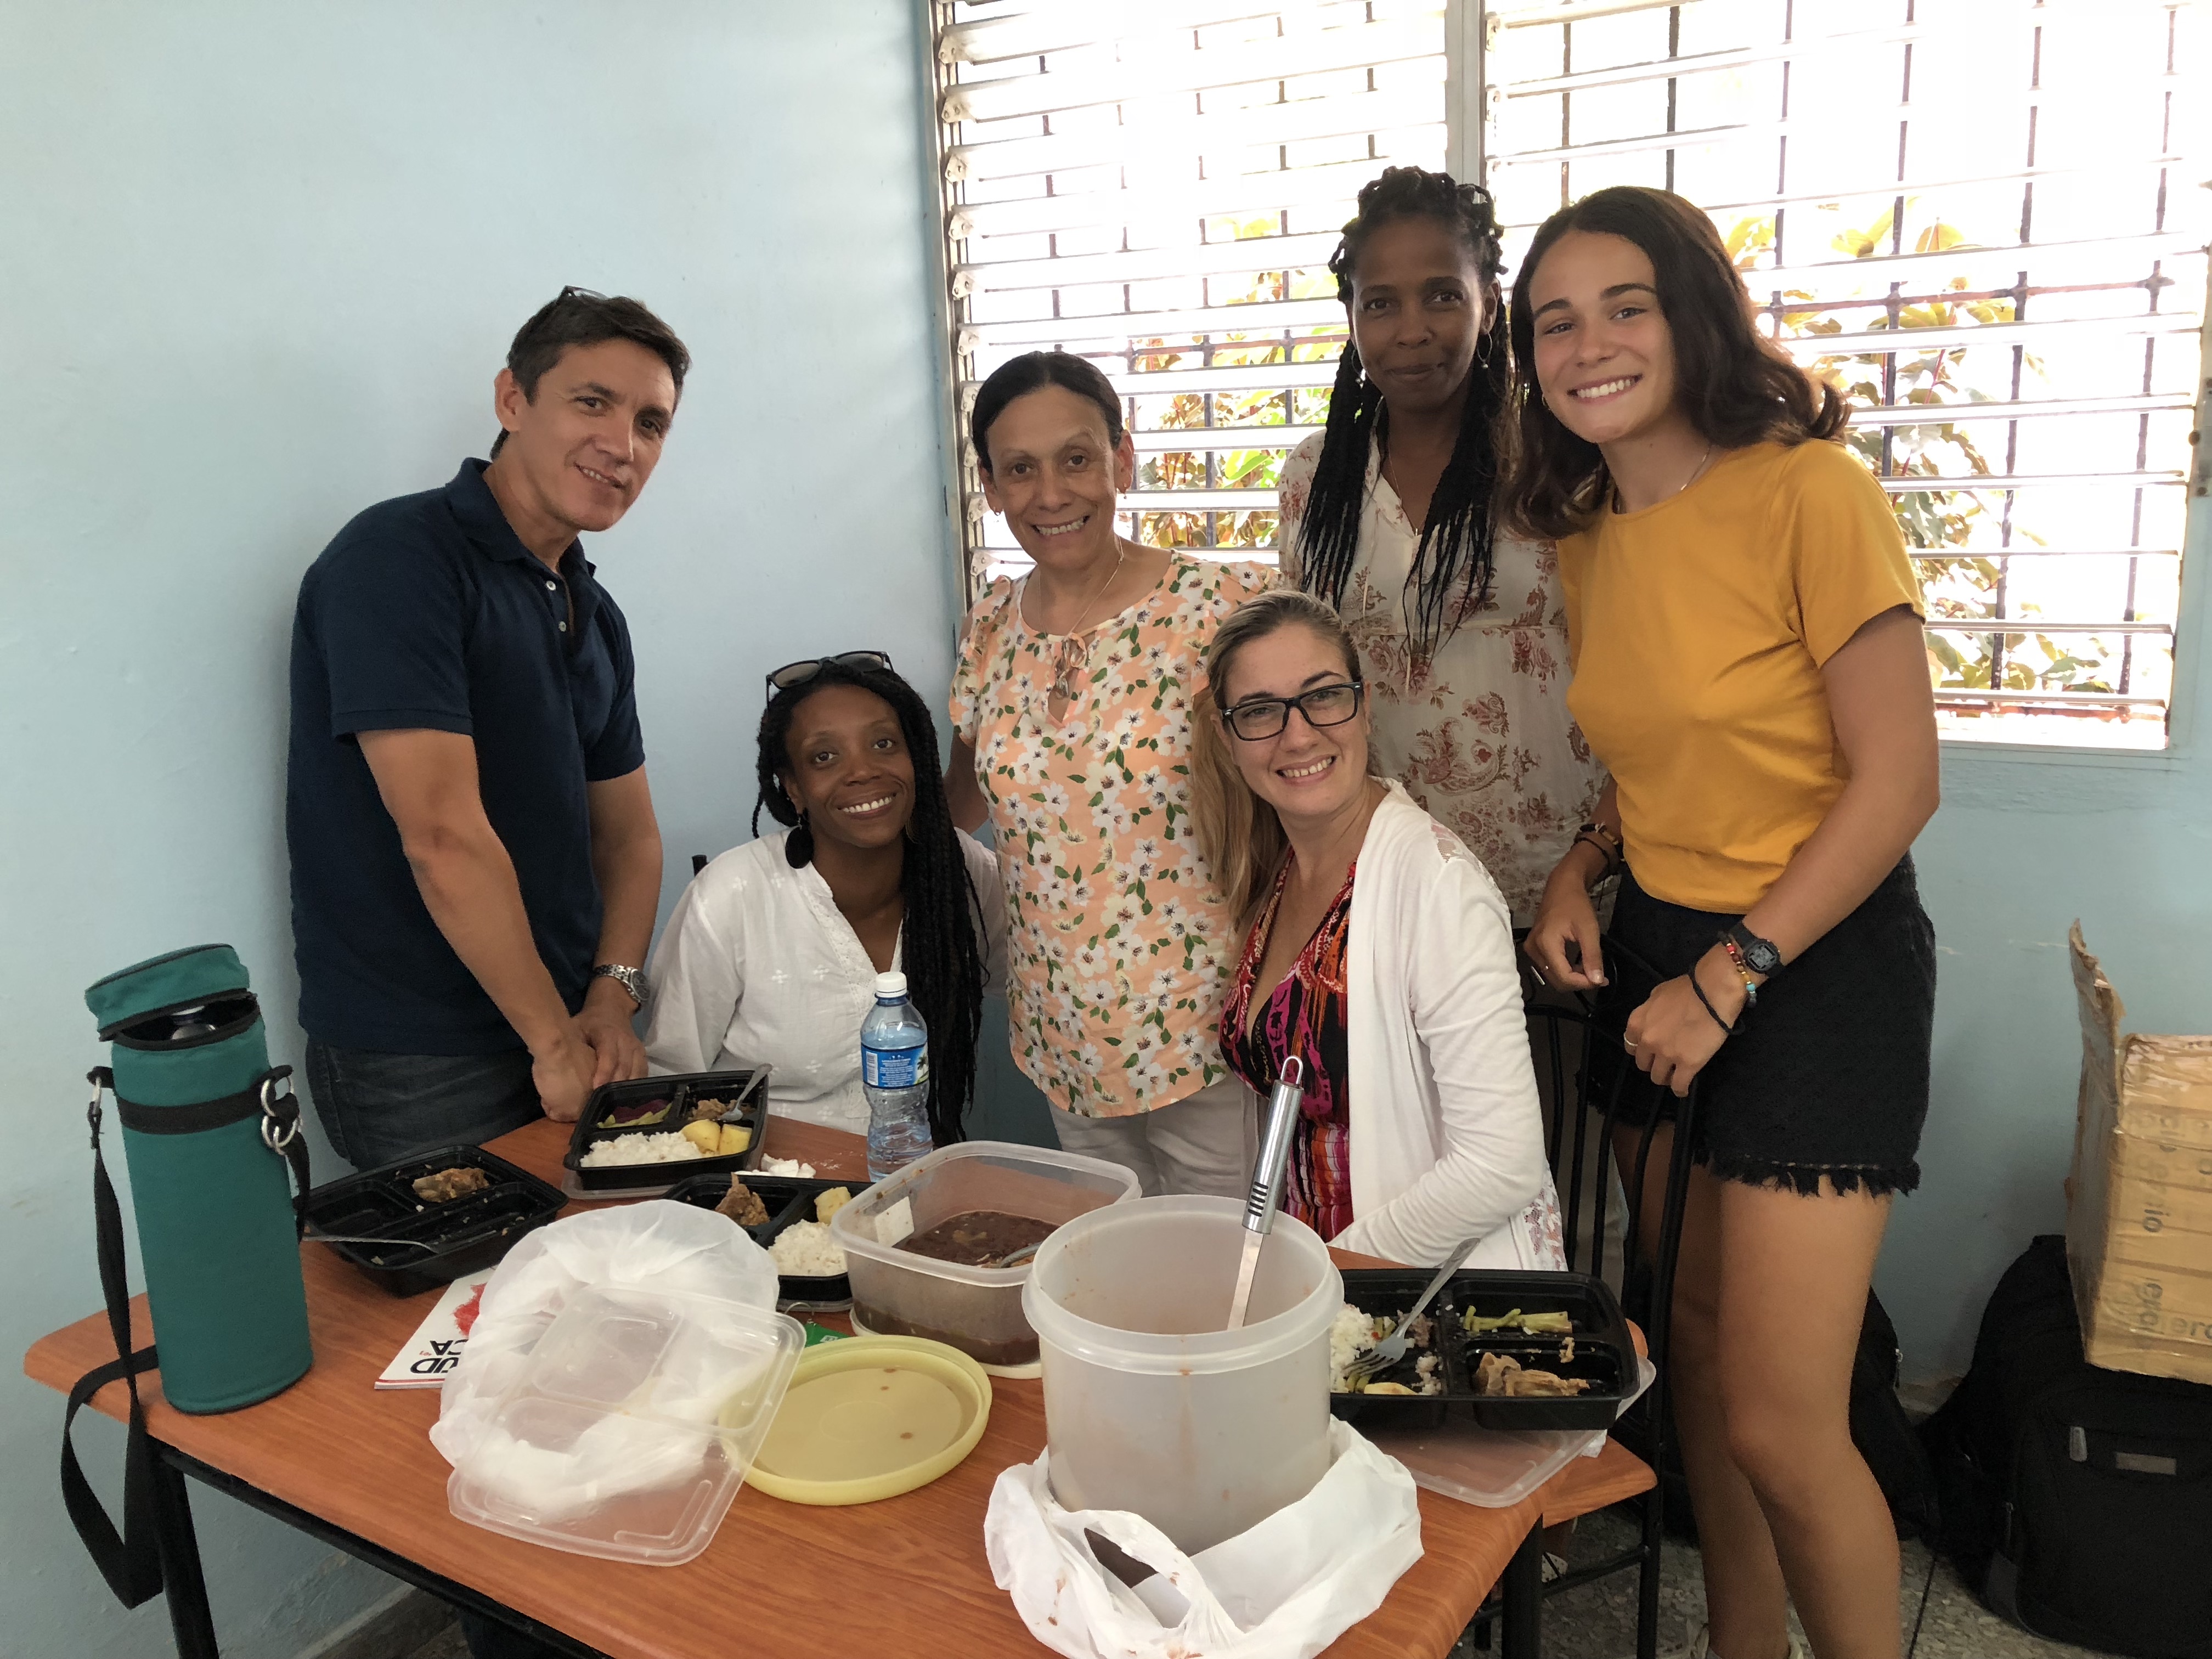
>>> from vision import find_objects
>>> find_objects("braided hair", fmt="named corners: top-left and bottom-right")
top-left (750, 662), bottom-right (987, 1148)
top-left (1296, 166), bottom-right (1513, 655)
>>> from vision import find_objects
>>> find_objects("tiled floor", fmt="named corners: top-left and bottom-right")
top-left (395, 1509), bottom-right (2118, 1659)
top-left (1513, 1507), bottom-right (2115, 1659)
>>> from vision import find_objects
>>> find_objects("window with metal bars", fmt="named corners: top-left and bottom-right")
top-left (927, 0), bottom-right (2206, 749)
top-left (930, 0), bottom-right (1451, 583)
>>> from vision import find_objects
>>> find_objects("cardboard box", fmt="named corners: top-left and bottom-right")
top-left (2066, 923), bottom-right (2212, 1385)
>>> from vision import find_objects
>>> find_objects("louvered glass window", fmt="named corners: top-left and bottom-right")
top-left (929, 1), bottom-right (1451, 586)
top-left (1479, 0), bottom-right (2203, 748)
top-left (927, 0), bottom-right (2205, 748)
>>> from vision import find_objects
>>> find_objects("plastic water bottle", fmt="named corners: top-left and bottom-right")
top-left (861, 970), bottom-right (933, 1180)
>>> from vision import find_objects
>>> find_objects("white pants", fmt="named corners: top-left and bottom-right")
top-left (1047, 1078), bottom-right (1256, 1199)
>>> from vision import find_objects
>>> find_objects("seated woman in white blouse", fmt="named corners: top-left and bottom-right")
top-left (645, 652), bottom-right (1005, 1141)
top-left (1190, 591), bottom-right (1564, 1270)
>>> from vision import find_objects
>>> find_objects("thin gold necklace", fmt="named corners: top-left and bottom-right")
top-left (1040, 543), bottom-right (1127, 704)
top-left (1611, 441), bottom-right (1716, 515)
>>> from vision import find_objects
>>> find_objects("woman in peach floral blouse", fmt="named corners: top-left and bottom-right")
top-left (1280, 167), bottom-right (1604, 922)
top-left (946, 352), bottom-right (1274, 1197)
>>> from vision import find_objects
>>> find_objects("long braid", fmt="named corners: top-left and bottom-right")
top-left (1293, 165), bottom-right (1512, 655)
top-left (753, 665), bottom-right (987, 1146)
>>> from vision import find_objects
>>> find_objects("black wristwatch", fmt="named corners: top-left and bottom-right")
top-left (1722, 922), bottom-right (1784, 977)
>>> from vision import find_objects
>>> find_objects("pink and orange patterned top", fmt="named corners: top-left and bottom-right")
top-left (1219, 858), bottom-right (1357, 1241)
top-left (951, 551), bottom-right (1277, 1119)
top-left (1279, 432), bottom-right (1607, 923)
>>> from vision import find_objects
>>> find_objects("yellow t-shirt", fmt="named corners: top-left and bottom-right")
top-left (1558, 439), bottom-right (1924, 913)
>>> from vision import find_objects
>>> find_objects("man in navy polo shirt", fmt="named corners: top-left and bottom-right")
top-left (288, 289), bottom-right (687, 1169)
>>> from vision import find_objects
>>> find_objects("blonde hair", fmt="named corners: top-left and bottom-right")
top-left (1190, 590), bottom-right (1383, 927)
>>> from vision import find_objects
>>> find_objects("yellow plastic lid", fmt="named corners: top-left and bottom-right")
top-left (734, 1335), bottom-right (992, 1506)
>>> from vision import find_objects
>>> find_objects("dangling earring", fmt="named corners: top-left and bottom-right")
top-left (785, 810), bottom-right (815, 868)
top-left (1474, 330), bottom-right (1496, 366)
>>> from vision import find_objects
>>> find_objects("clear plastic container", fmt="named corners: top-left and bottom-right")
top-left (445, 1284), bottom-right (802, 1564)
top-left (829, 1141), bottom-right (1140, 1369)
top-left (1024, 1195), bottom-right (1342, 1554)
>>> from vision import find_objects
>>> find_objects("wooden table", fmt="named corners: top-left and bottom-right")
top-left (25, 1118), bottom-right (1561, 1659)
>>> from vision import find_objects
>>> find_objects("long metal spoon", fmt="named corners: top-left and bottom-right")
top-left (1225, 1055), bottom-right (1305, 1330)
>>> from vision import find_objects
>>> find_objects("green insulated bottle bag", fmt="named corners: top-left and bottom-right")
top-left (61, 943), bottom-right (314, 1607)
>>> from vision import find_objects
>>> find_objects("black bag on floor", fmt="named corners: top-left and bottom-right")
top-left (1615, 1270), bottom-right (1937, 1541)
top-left (1922, 1234), bottom-right (2212, 1658)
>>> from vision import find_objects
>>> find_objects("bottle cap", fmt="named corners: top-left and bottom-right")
top-left (874, 971), bottom-right (909, 998)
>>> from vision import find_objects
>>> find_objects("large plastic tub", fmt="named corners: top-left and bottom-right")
top-left (1024, 1195), bottom-right (1342, 1555)
top-left (830, 1141), bottom-right (1139, 1369)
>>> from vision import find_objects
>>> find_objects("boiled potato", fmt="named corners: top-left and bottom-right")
top-left (679, 1120), bottom-right (721, 1154)
top-left (814, 1186), bottom-right (853, 1224)
top-left (718, 1123), bottom-right (753, 1156)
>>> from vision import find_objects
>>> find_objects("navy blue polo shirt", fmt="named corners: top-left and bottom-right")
top-left (286, 459), bottom-right (646, 1054)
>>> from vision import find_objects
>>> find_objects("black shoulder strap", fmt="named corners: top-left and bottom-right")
top-left (59, 1069), bottom-right (163, 1607)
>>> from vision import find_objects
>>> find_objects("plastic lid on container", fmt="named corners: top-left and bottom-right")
top-left (447, 1284), bottom-right (803, 1565)
top-left (873, 971), bottom-right (909, 998)
top-left (738, 1335), bottom-right (992, 1506)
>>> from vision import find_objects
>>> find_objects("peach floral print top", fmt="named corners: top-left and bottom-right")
top-left (1279, 432), bottom-right (1606, 923)
top-left (951, 551), bottom-right (1277, 1118)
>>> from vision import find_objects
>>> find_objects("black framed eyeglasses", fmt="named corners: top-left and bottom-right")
top-left (1221, 680), bottom-right (1364, 741)
top-left (766, 651), bottom-right (895, 696)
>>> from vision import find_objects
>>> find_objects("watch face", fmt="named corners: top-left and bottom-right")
top-left (1733, 927), bottom-right (1783, 975)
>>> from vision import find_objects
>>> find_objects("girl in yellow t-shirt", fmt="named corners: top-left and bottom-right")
top-left (1511, 187), bottom-right (1938, 1659)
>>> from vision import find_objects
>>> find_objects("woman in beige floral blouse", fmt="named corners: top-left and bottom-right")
top-left (946, 352), bottom-right (1274, 1196)
top-left (1279, 166), bottom-right (1604, 922)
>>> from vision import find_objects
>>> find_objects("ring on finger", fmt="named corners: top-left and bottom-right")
top-left (1623, 1037), bottom-right (1639, 1053)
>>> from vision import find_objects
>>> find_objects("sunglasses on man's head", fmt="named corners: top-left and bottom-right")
top-left (766, 651), bottom-right (895, 696)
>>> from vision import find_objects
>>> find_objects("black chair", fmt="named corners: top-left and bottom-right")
top-left (1474, 935), bottom-right (1703, 1659)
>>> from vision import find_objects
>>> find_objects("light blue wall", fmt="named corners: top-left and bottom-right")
top-left (0, 3), bottom-right (958, 1653)
top-left (1891, 698), bottom-right (2212, 1378)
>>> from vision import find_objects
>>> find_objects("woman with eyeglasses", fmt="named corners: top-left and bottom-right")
top-left (1279, 166), bottom-right (1605, 923)
top-left (945, 351), bottom-right (1275, 1197)
top-left (1188, 590), bottom-right (1563, 1269)
top-left (644, 652), bottom-right (1003, 1141)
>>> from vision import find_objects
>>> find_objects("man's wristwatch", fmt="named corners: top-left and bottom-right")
top-left (1720, 923), bottom-right (1784, 978)
top-left (592, 963), bottom-right (650, 1008)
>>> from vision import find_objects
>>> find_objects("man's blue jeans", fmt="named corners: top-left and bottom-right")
top-left (302, 1039), bottom-right (544, 1169)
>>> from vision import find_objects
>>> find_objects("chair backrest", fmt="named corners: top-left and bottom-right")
top-left (1523, 934), bottom-right (1702, 1381)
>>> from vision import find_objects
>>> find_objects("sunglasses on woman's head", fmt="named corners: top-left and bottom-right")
top-left (765, 651), bottom-right (895, 696)
top-left (1221, 680), bottom-right (1364, 741)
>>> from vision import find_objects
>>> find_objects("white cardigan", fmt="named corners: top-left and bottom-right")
top-left (1327, 784), bottom-right (1566, 1272)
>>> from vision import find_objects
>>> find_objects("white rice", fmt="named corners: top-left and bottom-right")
top-left (1327, 1303), bottom-right (1380, 1391)
top-left (578, 1131), bottom-right (704, 1168)
top-left (769, 1220), bottom-right (847, 1277)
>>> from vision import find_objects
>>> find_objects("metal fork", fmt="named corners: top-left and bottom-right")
top-left (1341, 1240), bottom-right (1476, 1387)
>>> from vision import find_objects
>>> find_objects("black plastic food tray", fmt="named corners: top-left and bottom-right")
top-left (1329, 1269), bottom-right (1634, 1432)
top-left (561, 1069), bottom-right (772, 1192)
top-left (301, 1145), bottom-right (566, 1298)
top-left (664, 1171), bottom-right (857, 1311)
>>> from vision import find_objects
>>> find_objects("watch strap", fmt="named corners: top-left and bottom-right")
top-left (592, 963), bottom-right (649, 1007)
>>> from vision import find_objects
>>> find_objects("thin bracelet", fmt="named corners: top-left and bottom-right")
top-left (1572, 831), bottom-right (1622, 879)
top-left (1688, 965), bottom-right (1737, 1036)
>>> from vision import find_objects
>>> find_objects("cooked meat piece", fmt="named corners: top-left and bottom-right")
top-left (1501, 1368), bottom-right (1593, 1398)
top-left (690, 1096), bottom-right (730, 1124)
top-left (411, 1167), bottom-right (490, 1204)
top-left (1474, 1352), bottom-right (1521, 1395)
top-left (715, 1179), bottom-right (770, 1227)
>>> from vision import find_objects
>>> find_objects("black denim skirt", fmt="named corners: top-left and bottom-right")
top-left (1592, 857), bottom-right (1937, 1198)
